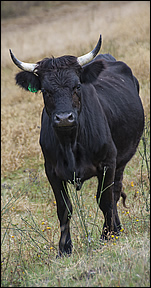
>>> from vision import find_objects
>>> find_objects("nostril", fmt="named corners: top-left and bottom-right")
top-left (68, 113), bottom-right (74, 121)
top-left (55, 114), bottom-right (61, 122)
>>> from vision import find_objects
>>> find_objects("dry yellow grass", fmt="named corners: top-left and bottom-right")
top-left (1, 1), bottom-right (150, 175)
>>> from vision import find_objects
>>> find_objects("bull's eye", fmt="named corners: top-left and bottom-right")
top-left (41, 88), bottom-right (53, 99)
top-left (77, 84), bottom-right (81, 91)
top-left (73, 84), bottom-right (81, 94)
top-left (41, 88), bottom-right (50, 96)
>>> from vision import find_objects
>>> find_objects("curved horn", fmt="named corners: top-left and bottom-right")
top-left (9, 49), bottom-right (38, 72)
top-left (77, 34), bottom-right (102, 66)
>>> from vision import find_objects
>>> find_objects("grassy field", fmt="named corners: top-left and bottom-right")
top-left (1, 1), bottom-right (150, 287)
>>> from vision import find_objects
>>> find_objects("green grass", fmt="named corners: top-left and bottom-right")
top-left (1, 121), bottom-right (150, 287)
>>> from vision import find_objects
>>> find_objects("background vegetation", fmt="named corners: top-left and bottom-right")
top-left (1, 1), bottom-right (150, 287)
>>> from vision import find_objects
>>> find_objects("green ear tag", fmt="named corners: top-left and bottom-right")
top-left (28, 83), bottom-right (38, 93)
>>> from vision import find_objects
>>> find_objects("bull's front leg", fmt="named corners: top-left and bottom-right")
top-left (45, 162), bottom-right (72, 256)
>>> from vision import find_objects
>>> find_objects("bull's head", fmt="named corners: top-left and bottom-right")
top-left (9, 35), bottom-right (102, 138)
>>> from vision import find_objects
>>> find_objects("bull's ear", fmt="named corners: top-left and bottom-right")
top-left (15, 71), bottom-right (41, 92)
top-left (80, 60), bottom-right (106, 84)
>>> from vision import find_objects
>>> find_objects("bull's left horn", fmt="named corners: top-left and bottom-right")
top-left (77, 34), bottom-right (102, 66)
top-left (9, 49), bottom-right (38, 72)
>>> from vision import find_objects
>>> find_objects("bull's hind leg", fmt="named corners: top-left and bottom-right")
top-left (45, 162), bottom-right (72, 256)
top-left (96, 164), bottom-right (117, 239)
top-left (97, 165), bottom-right (126, 240)
top-left (113, 165), bottom-right (126, 232)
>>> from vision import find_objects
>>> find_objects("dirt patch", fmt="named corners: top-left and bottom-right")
top-left (1, 1), bottom-right (150, 175)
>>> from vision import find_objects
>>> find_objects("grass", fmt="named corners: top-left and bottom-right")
top-left (1, 1), bottom-right (150, 287)
top-left (1, 122), bottom-right (150, 286)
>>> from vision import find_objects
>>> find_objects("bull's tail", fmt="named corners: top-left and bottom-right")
top-left (121, 191), bottom-right (127, 208)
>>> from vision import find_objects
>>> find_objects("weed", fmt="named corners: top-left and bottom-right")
top-left (139, 117), bottom-right (150, 212)
top-left (1, 129), bottom-right (150, 285)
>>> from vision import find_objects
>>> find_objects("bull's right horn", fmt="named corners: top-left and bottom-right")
top-left (9, 49), bottom-right (38, 72)
top-left (77, 34), bottom-right (102, 66)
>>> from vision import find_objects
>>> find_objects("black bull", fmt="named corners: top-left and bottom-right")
top-left (10, 36), bottom-right (144, 256)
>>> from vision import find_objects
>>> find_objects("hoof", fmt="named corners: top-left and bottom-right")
top-left (101, 228), bottom-right (120, 241)
top-left (56, 250), bottom-right (72, 259)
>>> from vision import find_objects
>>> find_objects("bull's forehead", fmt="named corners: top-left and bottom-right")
top-left (41, 69), bottom-right (80, 93)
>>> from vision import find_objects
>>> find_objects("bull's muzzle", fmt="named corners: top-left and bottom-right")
top-left (53, 112), bottom-right (76, 128)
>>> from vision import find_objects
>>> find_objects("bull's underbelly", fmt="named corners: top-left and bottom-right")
top-left (69, 163), bottom-right (98, 190)
top-left (55, 157), bottom-right (97, 185)
top-left (75, 162), bottom-right (97, 181)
